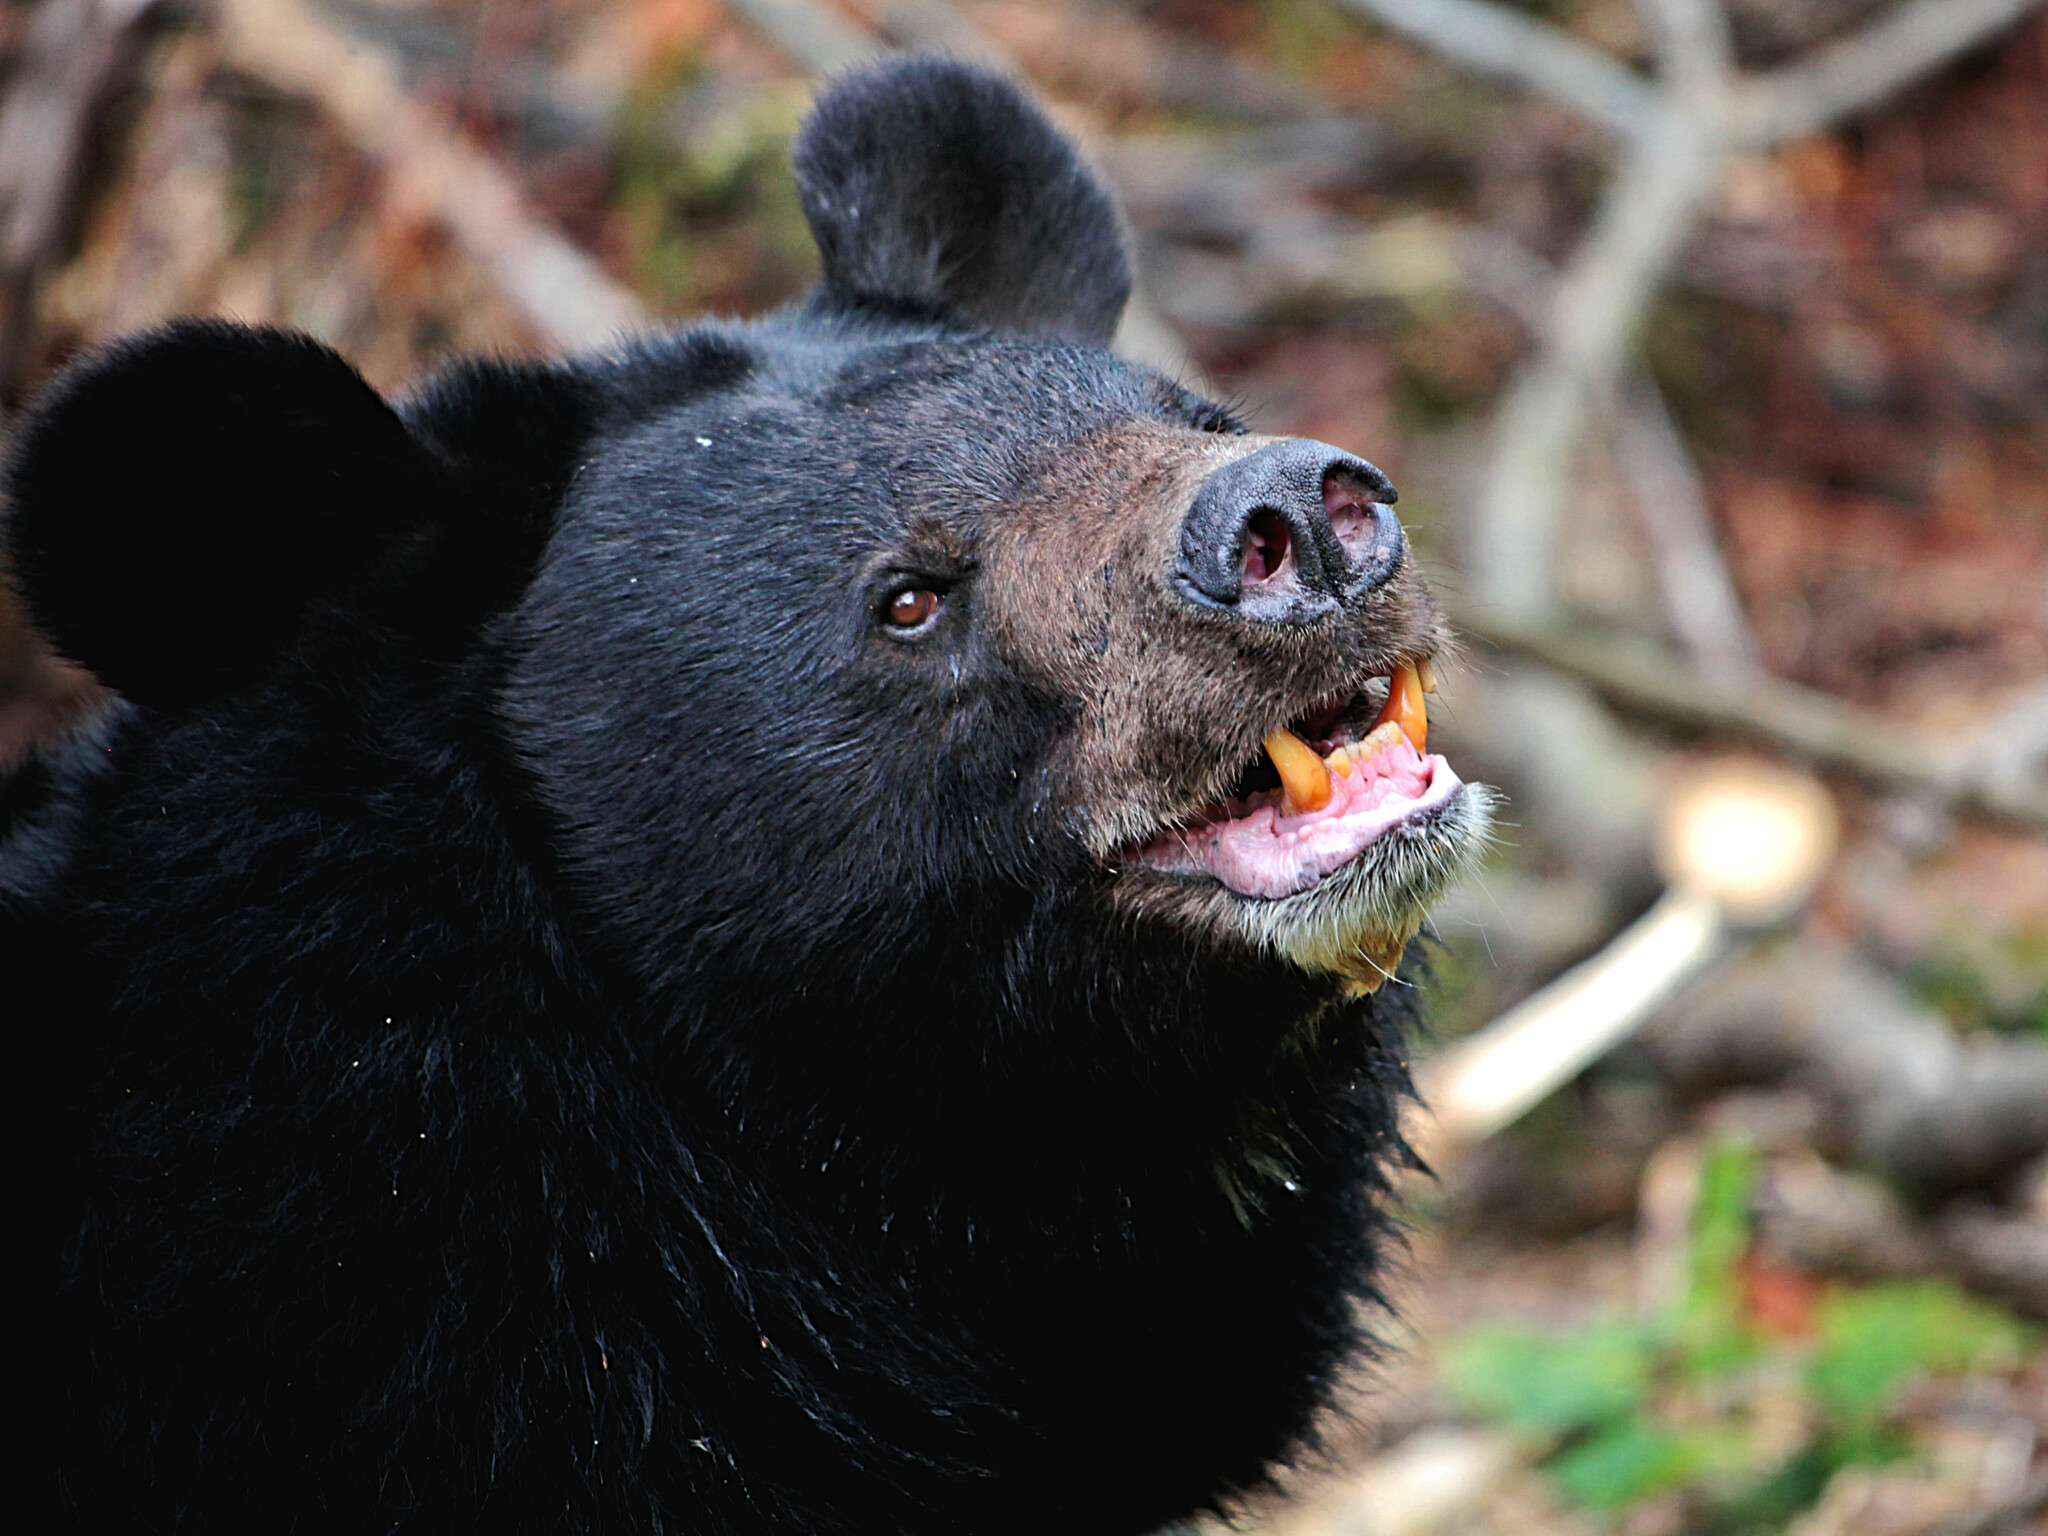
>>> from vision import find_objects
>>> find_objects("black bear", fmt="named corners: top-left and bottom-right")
top-left (4, 57), bottom-right (1489, 1535)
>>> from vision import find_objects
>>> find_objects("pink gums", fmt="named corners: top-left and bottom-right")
top-left (1134, 737), bottom-right (1462, 899)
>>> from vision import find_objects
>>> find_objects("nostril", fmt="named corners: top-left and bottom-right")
top-left (1318, 466), bottom-right (1400, 585)
top-left (1323, 471), bottom-right (1385, 568)
top-left (1243, 509), bottom-right (1294, 589)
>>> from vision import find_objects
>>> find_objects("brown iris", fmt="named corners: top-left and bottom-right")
top-left (884, 588), bottom-right (940, 628)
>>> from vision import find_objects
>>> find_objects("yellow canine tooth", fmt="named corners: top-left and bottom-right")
top-left (1416, 655), bottom-right (1439, 695)
top-left (1263, 727), bottom-right (1333, 814)
top-left (1372, 662), bottom-right (1428, 752)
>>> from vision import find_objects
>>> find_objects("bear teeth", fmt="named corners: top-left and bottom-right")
top-left (1224, 660), bottom-right (1435, 824)
top-left (1371, 661), bottom-right (1428, 753)
top-left (1262, 728), bottom-right (1333, 815)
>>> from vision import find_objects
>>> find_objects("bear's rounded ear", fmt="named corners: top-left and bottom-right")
top-left (792, 56), bottom-right (1131, 345)
top-left (3, 319), bottom-right (442, 708)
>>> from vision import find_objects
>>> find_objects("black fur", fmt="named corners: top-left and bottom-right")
top-left (7, 60), bottom-right (1430, 1534)
top-left (5, 322), bottom-right (434, 705)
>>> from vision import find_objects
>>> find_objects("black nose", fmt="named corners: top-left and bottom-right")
top-left (1174, 440), bottom-right (1401, 618)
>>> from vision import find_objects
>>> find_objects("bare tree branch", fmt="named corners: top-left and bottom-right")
top-left (1614, 372), bottom-right (1764, 681)
top-left (1466, 109), bottom-right (1720, 618)
top-left (1733, 0), bottom-right (2046, 147)
top-left (1463, 615), bottom-right (2048, 829)
top-left (1464, 0), bottom-right (1738, 622)
top-left (1359, 0), bottom-right (2045, 627)
top-left (0, 0), bottom-right (160, 271)
top-left (1337, 0), bottom-right (1657, 138)
top-left (1634, 0), bottom-right (1735, 95)
top-left (1649, 949), bottom-right (2048, 1200)
top-left (1970, 681), bottom-right (2048, 804)
top-left (724, 0), bottom-right (878, 76)
top-left (0, 0), bottom-right (162, 396)
top-left (214, 0), bottom-right (645, 352)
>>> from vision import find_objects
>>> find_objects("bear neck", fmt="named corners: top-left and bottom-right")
top-left (622, 895), bottom-right (1412, 1240)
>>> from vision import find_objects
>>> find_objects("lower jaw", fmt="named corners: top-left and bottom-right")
top-left (1113, 781), bottom-right (1495, 993)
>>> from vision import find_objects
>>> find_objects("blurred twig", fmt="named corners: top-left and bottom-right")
top-left (1464, 616), bottom-right (2048, 830)
top-left (1614, 373), bottom-right (1764, 681)
top-left (1338, 0), bottom-right (1656, 137)
top-left (213, 0), bottom-right (645, 351)
top-left (1463, 103), bottom-right (1721, 619)
top-left (723, 0), bottom-right (876, 75)
top-left (1341, 0), bottom-right (2047, 625)
top-left (1730, 0), bottom-right (2048, 145)
top-left (0, 0), bottom-right (160, 273)
top-left (1969, 682), bottom-right (2048, 806)
top-left (1649, 949), bottom-right (2048, 1202)
top-left (0, 0), bottom-right (163, 399)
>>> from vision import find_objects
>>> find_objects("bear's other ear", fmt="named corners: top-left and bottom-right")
top-left (3, 319), bottom-right (442, 708)
top-left (792, 56), bottom-right (1131, 345)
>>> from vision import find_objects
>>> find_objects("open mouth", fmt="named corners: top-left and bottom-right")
top-left (1130, 659), bottom-right (1465, 900)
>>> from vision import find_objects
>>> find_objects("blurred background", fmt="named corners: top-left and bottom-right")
top-left (1, 0), bottom-right (2044, 1530)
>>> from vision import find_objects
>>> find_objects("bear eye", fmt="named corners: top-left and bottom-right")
top-left (882, 587), bottom-right (942, 631)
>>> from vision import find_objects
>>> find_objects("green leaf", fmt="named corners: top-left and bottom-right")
top-left (1446, 1322), bottom-right (1653, 1433)
top-left (1674, 1139), bottom-right (1756, 1374)
top-left (1549, 1421), bottom-right (1698, 1509)
top-left (1810, 1279), bottom-right (2034, 1426)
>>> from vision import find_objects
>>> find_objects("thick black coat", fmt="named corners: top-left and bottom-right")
top-left (5, 59), bottom-right (1480, 1535)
